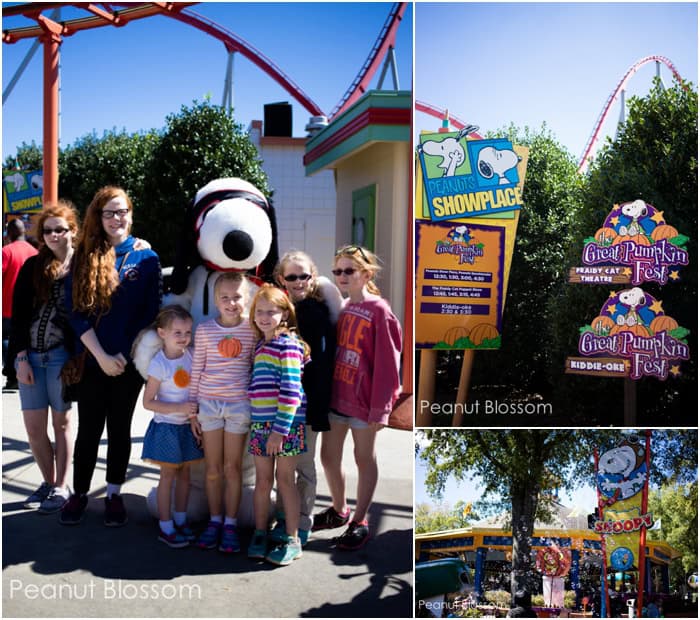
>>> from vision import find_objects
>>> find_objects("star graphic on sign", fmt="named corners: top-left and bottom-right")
top-left (670, 365), bottom-right (682, 377)
top-left (624, 360), bottom-right (631, 371)
top-left (607, 304), bottom-right (618, 315)
top-left (622, 267), bottom-right (633, 277)
top-left (650, 210), bottom-right (665, 224)
top-left (609, 290), bottom-right (618, 298)
top-left (649, 300), bottom-right (664, 314)
top-left (669, 270), bottom-right (680, 281)
top-left (609, 216), bottom-right (620, 227)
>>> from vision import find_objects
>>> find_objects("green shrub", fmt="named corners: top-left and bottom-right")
top-left (564, 590), bottom-right (577, 609)
top-left (483, 589), bottom-right (511, 607)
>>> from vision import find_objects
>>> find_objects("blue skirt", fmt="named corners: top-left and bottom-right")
top-left (142, 420), bottom-right (204, 467)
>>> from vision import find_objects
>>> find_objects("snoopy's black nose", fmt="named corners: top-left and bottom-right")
top-left (223, 230), bottom-right (254, 261)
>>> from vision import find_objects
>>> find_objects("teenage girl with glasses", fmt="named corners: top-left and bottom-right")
top-left (8, 202), bottom-right (78, 514)
top-left (60, 186), bottom-right (162, 527)
top-left (313, 245), bottom-right (402, 550)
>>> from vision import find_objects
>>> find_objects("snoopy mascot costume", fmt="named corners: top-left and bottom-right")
top-left (134, 178), bottom-right (279, 527)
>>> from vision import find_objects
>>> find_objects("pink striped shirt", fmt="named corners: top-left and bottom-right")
top-left (189, 318), bottom-right (256, 403)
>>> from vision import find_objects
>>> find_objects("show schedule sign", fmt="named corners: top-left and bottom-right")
top-left (415, 130), bottom-right (528, 350)
top-left (416, 219), bottom-right (506, 349)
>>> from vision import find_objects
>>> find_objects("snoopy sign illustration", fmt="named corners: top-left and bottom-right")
top-left (418, 132), bottom-right (524, 222)
top-left (594, 435), bottom-right (653, 579)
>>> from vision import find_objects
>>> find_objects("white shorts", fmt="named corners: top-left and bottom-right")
top-left (198, 399), bottom-right (251, 434)
top-left (328, 411), bottom-right (370, 430)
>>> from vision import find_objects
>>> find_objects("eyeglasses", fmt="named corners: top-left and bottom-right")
top-left (335, 245), bottom-right (369, 262)
top-left (331, 267), bottom-right (358, 277)
top-left (101, 208), bottom-right (129, 220)
top-left (42, 226), bottom-right (69, 236)
top-left (283, 273), bottom-right (312, 283)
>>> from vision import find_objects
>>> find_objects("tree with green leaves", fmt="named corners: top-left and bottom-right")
top-left (548, 78), bottom-right (697, 424)
top-left (415, 499), bottom-right (477, 534)
top-left (418, 429), bottom-right (697, 605)
top-left (648, 482), bottom-right (698, 592)
top-left (143, 100), bottom-right (269, 266)
top-left (4, 100), bottom-right (269, 269)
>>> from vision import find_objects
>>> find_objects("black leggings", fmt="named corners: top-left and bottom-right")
top-left (72, 362), bottom-right (143, 495)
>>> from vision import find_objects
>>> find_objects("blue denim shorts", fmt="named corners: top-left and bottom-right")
top-left (16, 347), bottom-right (72, 411)
top-left (328, 411), bottom-right (370, 430)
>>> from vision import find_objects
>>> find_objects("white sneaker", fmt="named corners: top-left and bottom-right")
top-left (38, 486), bottom-right (71, 514)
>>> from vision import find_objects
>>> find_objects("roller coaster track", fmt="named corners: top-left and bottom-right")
top-left (2, 3), bottom-right (324, 117)
top-left (417, 55), bottom-right (685, 174)
top-left (577, 55), bottom-right (683, 173)
top-left (415, 100), bottom-right (482, 138)
top-left (4, 2), bottom-right (406, 121)
top-left (167, 8), bottom-right (323, 116)
top-left (330, 2), bottom-right (407, 119)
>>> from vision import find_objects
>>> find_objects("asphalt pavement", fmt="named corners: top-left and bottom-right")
top-left (1, 386), bottom-right (414, 618)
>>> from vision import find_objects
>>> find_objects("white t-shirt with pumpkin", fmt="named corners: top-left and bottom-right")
top-left (147, 348), bottom-right (194, 425)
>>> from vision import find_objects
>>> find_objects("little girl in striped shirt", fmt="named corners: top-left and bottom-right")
top-left (189, 272), bottom-right (257, 553)
top-left (247, 284), bottom-right (309, 566)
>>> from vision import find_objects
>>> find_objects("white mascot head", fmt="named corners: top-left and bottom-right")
top-left (169, 177), bottom-right (278, 296)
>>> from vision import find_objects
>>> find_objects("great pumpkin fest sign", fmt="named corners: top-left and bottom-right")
top-left (415, 130), bottom-right (528, 350)
top-left (568, 200), bottom-right (689, 286)
top-left (565, 288), bottom-right (690, 380)
top-left (566, 198), bottom-right (691, 381)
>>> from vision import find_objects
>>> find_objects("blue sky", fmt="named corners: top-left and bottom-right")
top-left (2, 2), bottom-right (412, 159)
top-left (415, 453), bottom-right (599, 513)
top-left (415, 2), bottom-right (698, 163)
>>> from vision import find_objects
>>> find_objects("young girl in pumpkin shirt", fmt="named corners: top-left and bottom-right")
top-left (188, 272), bottom-right (257, 554)
top-left (142, 305), bottom-right (202, 548)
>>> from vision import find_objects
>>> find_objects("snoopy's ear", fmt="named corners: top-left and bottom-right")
top-left (169, 198), bottom-right (198, 294)
top-left (257, 201), bottom-right (279, 283)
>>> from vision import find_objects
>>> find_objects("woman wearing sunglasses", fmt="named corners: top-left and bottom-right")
top-left (8, 202), bottom-right (79, 514)
top-left (60, 186), bottom-right (162, 527)
top-left (268, 250), bottom-right (341, 548)
top-left (313, 245), bottom-right (402, 550)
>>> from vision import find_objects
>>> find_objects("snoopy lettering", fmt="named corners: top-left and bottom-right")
top-left (616, 286), bottom-right (647, 327)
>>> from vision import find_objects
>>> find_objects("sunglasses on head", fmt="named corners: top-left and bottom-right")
top-left (43, 226), bottom-right (69, 236)
top-left (331, 267), bottom-right (358, 277)
top-left (335, 245), bottom-right (369, 262)
top-left (283, 273), bottom-right (312, 282)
